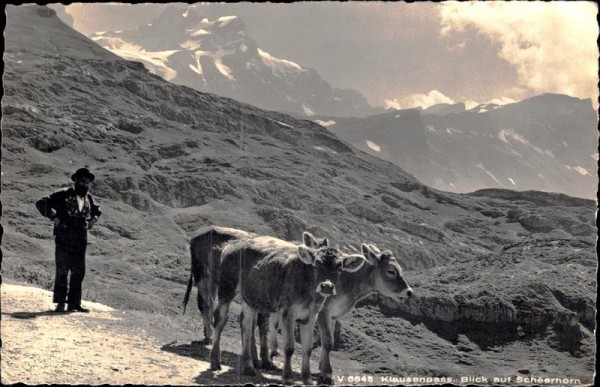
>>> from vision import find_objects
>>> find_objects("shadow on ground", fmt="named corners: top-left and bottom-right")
top-left (4, 310), bottom-right (71, 319)
top-left (161, 341), bottom-right (293, 385)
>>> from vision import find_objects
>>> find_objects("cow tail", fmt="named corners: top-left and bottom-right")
top-left (182, 273), bottom-right (193, 315)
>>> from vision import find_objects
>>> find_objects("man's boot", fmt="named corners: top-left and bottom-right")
top-left (55, 303), bottom-right (66, 313)
top-left (67, 305), bottom-right (90, 313)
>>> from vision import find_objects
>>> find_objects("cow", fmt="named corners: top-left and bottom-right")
top-left (211, 235), bottom-right (366, 385)
top-left (267, 243), bottom-right (413, 385)
top-left (182, 226), bottom-right (256, 344)
top-left (182, 226), bottom-right (327, 344)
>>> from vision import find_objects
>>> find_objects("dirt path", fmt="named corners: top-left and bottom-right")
top-left (1, 283), bottom-right (269, 385)
top-left (2, 283), bottom-right (345, 385)
top-left (2, 283), bottom-right (204, 384)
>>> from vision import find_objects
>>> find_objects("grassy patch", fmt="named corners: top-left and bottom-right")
top-left (4, 261), bottom-right (54, 291)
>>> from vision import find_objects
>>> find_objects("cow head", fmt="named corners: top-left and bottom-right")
top-left (362, 244), bottom-right (413, 302)
top-left (302, 231), bottom-right (329, 249)
top-left (297, 245), bottom-right (365, 297)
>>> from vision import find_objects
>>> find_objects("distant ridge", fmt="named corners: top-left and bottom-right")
top-left (470, 188), bottom-right (595, 208)
top-left (314, 93), bottom-right (597, 199)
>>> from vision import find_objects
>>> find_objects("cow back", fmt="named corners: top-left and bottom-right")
top-left (190, 226), bottom-right (254, 285)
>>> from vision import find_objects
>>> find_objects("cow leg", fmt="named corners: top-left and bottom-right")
top-left (317, 311), bottom-right (335, 385)
top-left (281, 309), bottom-right (296, 385)
top-left (269, 312), bottom-right (280, 359)
top-left (210, 300), bottom-right (231, 371)
top-left (199, 279), bottom-right (214, 344)
top-left (251, 313), bottom-right (259, 369)
top-left (258, 312), bottom-right (275, 369)
top-left (195, 284), bottom-right (205, 342)
top-left (240, 302), bottom-right (257, 376)
top-left (299, 315), bottom-right (317, 385)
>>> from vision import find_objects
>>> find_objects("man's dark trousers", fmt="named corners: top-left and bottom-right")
top-left (53, 241), bottom-right (87, 308)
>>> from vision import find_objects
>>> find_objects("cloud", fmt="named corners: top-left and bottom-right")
top-left (385, 90), bottom-right (456, 110)
top-left (447, 41), bottom-right (466, 52)
top-left (385, 90), bottom-right (517, 111)
top-left (487, 97), bottom-right (517, 105)
top-left (440, 2), bottom-right (599, 104)
top-left (384, 89), bottom-right (517, 111)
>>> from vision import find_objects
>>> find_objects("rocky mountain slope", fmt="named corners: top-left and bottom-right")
top-left (2, 5), bottom-right (595, 383)
top-left (310, 95), bottom-right (598, 199)
top-left (87, 5), bottom-right (378, 118)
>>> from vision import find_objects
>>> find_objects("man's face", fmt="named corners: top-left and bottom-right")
top-left (74, 177), bottom-right (92, 194)
top-left (76, 177), bottom-right (91, 187)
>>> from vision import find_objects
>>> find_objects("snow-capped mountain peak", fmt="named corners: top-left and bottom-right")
top-left (89, 6), bottom-right (378, 117)
top-left (258, 48), bottom-right (304, 74)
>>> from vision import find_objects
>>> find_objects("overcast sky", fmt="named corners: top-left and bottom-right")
top-left (57, 2), bottom-right (598, 109)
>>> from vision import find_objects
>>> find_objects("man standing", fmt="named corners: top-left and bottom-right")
top-left (36, 168), bottom-right (101, 313)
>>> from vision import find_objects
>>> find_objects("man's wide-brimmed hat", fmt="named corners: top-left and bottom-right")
top-left (71, 168), bottom-right (95, 182)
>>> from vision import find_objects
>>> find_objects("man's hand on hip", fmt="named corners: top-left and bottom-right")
top-left (88, 217), bottom-right (98, 229)
top-left (53, 217), bottom-right (61, 226)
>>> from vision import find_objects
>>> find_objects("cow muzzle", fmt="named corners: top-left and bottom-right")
top-left (398, 287), bottom-right (413, 299)
top-left (316, 280), bottom-right (336, 296)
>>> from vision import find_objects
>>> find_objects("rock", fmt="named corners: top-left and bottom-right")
top-left (155, 143), bottom-right (189, 159)
top-left (508, 209), bottom-right (555, 233)
top-left (390, 219), bottom-right (445, 243)
top-left (381, 194), bottom-right (403, 209)
top-left (117, 118), bottom-right (144, 134)
top-left (3, 104), bottom-right (37, 116)
top-left (347, 203), bottom-right (387, 223)
top-left (28, 136), bottom-right (67, 153)
top-left (518, 213), bottom-right (555, 233)
top-left (391, 180), bottom-right (421, 193)
top-left (480, 209), bottom-right (503, 218)
top-left (158, 103), bottom-right (194, 124)
top-left (569, 223), bottom-right (594, 237)
top-left (37, 6), bottom-right (56, 17)
top-left (456, 334), bottom-right (478, 352)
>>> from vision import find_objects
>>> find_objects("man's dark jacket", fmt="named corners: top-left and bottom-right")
top-left (36, 187), bottom-right (101, 244)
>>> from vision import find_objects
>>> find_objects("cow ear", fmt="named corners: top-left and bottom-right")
top-left (361, 243), bottom-right (380, 265)
top-left (320, 238), bottom-right (329, 247)
top-left (303, 232), bottom-right (318, 249)
top-left (297, 245), bottom-right (316, 265)
top-left (368, 244), bottom-right (381, 254)
top-left (342, 254), bottom-right (366, 273)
